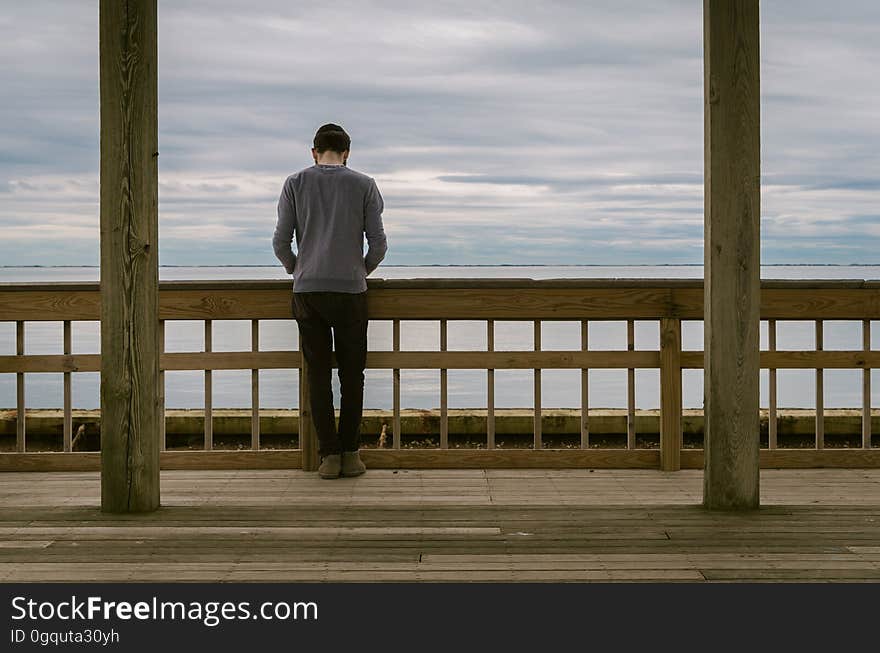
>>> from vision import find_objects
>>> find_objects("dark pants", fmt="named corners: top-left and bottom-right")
top-left (292, 291), bottom-right (368, 458)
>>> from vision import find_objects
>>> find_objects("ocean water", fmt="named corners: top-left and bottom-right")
top-left (1, 265), bottom-right (878, 411)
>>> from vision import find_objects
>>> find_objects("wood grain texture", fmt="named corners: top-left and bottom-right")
top-left (204, 320), bottom-right (212, 451)
top-left (660, 318), bottom-right (682, 471)
top-left (864, 320), bottom-right (872, 449)
top-left (63, 321), bottom-right (72, 453)
top-left (626, 320), bottom-right (635, 450)
top-left (251, 319), bottom-right (260, 450)
top-left (487, 320), bottom-right (495, 449)
top-left (7, 449), bottom-right (880, 472)
top-left (392, 319), bottom-right (401, 450)
top-left (8, 347), bottom-right (863, 375)
top-left (158, 319), bottom-right (165, 451)
top-left (440, 319), bottom-right (448, 449)
top-left (816, 320), bottom-right (824, 449)
top-left (99, 0), bottom-right (160, 512)
top-left (680, 350), bottom-right (880, 370)
top-left (703, 0), bottom-right (761, 509)
top-left (2, 282), bottom-right (879, 322)
top-left (534, 320), bottom-right (542, 449)
top-left (768, 319), bottom-right (777, 449)
top-left (581, 320), bottom-right (589, 449)
top-left (4, 469), bottom-right (880, 583)
top-left (15, 321), bottom-right (24, 452)
top-left (683, 449), bottom-right (880, 469)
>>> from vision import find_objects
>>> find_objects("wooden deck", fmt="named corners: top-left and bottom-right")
top-left (3, 469), bottom-right (880, 582)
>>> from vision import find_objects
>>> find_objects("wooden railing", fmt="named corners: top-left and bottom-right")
top-left (1, 278), bottom-right (878, 471)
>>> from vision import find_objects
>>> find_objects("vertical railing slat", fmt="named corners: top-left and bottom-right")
top-left (393, 319), bottom-right (401, 449)
top-left (63, 320), bottom-right (72, 453)
top-left (251, 319), bottom-right (260, 451)
top-left (768, 319), bottom-right (777, 450)
top-left (581, 320), bottom-right (589, 449)
top-left (204, 319), bottom-right (212, 451)
top-left (487, 320), bottom-right (495, 449)
top-left (816, 319), bottom-right (824, 450)
top-left (660, 318), bottom-right (682, 471)
top-left (16, 321), bottom-right (25, 452)
top-left (440, 319), bottom-right (448, 449)
top-left (864, 319), bottom-right (872, 450)
top-left (533, 319), bottom-right (542, 450)
top-left (158, 319), bottom-right (165, 452)
top-left (627, 320), bottom-right (635, 450)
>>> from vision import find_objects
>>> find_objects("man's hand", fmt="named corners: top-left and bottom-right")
top-left (273, 177), bottom-right (298, 274)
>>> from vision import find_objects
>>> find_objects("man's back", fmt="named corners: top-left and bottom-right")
top-left (273, 163), bottom-right (387, 293)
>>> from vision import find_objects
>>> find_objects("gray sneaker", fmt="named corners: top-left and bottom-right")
top-left (341, 450), bottom-right (366, 477)
top-left (318, 454), bottom-right (341, 479)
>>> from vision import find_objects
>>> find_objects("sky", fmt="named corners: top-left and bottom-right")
top-left (0, 0), bottom-right (878, 267)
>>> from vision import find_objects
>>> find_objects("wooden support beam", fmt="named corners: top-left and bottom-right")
top-left (99, 0), bottom-right (160, 513)
top-left (702, 0), bottom-right (761, 510)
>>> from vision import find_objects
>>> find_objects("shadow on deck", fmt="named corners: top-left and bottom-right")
top-left (2, 469), bottom-right (880, 582)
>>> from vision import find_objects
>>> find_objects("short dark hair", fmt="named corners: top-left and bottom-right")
top-left (313, 123), bottom-right (351, 154)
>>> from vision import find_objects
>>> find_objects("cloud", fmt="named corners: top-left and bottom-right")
top-left (0, 0), bottom-right (878, 266)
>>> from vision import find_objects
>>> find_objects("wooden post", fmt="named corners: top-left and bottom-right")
top-left (99, 0), bottom-right (160, 512)
top-left (703, 0), bottom-right (761, 510)
top-left (660, 318), bottom-right (682, 471)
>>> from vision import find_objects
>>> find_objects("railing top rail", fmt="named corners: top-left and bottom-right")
top-left (1, 277), bottom-right (879, 292)
top-left (2, 278), bottom-right (879, 320)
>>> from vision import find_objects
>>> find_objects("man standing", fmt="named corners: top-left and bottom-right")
top-left (273, 123), bottom-right (387, 479)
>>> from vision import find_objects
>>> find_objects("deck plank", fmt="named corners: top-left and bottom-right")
top-left (2, 469), bottom-right (880, 582)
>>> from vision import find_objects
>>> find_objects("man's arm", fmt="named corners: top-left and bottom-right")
top-left (363, 178), bottom-right (387, 275)
top-left (272, 178), bottom-right (297, 274)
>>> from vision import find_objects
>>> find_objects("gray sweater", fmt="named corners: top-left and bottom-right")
top-left (272, 163), bottom-right (388, 293)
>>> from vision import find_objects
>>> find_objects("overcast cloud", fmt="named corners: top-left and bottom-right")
top-left (0, 0), bottom-right (878, 266)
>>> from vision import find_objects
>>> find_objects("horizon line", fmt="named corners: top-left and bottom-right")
top-left (2, 263), bottom-right (880, 269)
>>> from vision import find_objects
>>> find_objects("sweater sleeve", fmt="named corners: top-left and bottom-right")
top-left (363, 178), bottom-right (387, 275)
top-left (272, 178), bottom-right (297, 275)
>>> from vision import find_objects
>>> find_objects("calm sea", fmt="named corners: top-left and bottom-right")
top-left (2, 265), bottom-right (878, 411)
